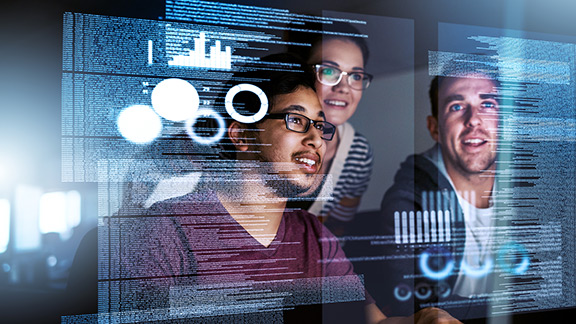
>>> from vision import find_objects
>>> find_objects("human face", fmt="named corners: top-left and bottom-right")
top-left (430, 76), bottom-right (499, 177)
top-left (308, 38), bottom-right (365, 126)
top-left (253, 86), bottom-right (326, 196)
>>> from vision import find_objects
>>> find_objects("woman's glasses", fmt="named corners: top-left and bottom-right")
top-left (313, 64), bottom-right (373, 90)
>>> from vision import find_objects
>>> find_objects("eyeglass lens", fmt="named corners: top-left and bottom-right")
top-left (285, 113), bottom-right (335, 140)
top-left (316, 65), bottom-right (371, 90)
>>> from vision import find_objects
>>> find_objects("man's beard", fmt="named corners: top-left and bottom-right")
top-left (254, 159), bottom-right (325, 201)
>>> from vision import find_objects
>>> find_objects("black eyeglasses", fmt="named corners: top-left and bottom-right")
top-left (265, 113), bottom-right (336, 141)
top-left (313, 64), bottom-right (373, 90)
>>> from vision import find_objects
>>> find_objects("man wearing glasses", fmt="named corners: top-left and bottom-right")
top-left (114, 54), bottom-right (459, 324)
top-left (287, 31), bottom-right (375, 239)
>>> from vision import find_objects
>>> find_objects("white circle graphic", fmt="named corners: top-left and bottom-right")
top-left (224, 83), bottom-right (268, 123)
top-left (186, 108), bottom-right (226, 145)
top-left (151, 78), bottom-right (199, 122)
top-left (117, 105), bottom-right (162, 144)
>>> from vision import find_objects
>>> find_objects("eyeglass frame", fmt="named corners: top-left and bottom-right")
top-left (313, 64), bottom-right (373, 90)
top-left (264, 112), bottom-right (336, 141)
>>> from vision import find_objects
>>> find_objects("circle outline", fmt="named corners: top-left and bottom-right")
top-left (225, 83), bottom-right (268, 123)
top-left (393, 284), bottom-right (412, 302)
top-left (414, 283), bottom-right (432, 300)
top-left (497, 242), bottom-right (530, 275)
top-left (419, 248), bottom-right (455, 281)
top-left (186, 108), bottom-right (226, 145)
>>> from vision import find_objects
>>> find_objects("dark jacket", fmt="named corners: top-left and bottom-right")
top-left (378, 151), bottom-right (488, 319)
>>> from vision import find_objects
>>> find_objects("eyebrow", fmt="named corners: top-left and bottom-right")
top-left (442, 94), bottom-right (464, 106)
top-left (443, 93), bottom-right (499, 107)
top-left (279, 105), bottom-right (326, 119)
top-left (479, 93), bottom-right (498, 100)
top-left (321, 60), bottom-right (365, 72)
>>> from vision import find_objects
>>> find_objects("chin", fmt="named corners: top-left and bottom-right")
top-left (324, 111), bottom-right (348, 126)
top-left (278, 174), bottom-right (324, 200)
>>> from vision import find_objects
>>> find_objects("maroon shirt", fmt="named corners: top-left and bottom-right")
top-left (114, 192), bottom-right (373, 312)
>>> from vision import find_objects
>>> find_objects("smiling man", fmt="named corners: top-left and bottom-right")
top-left (112, 54), bottom-right (459, 324)
top-left (428, 75), bottom-right (499, 207)
top-left (379, 58), bottom-right (501, 319)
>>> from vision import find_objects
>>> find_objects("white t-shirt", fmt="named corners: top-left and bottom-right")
top-left (424, 147), bottom-right (495, 298)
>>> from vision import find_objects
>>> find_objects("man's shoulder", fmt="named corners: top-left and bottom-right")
top-left (148, 191), bottom-right (223, 214)
top-left (285, 208), bottom-right (322, 227)
top-left (393, 151), bottom-right (442, 189)
top-left (380, 148), bottom-right (450, 213)
top-left (285, 208), bottom-right (335, 239)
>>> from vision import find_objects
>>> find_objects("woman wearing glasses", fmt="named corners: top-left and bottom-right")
top-left (288, 25), bottom-right (374, 236)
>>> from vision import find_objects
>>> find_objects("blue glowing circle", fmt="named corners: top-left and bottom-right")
top-left (117, 105), bottom-right (162, 144)
top-left (460, 258), bottom-right (494, 278)
top-left (414, 283), bottom-right (432, 300)
top-left (225, 83), bottom-right (268, 123)
top-left (151, 78), bottom-right (199, 122)
top-left (435, 282), bottom-right (451, 298)
top-left (186, 108), bottom-right (226, 145)
top-left (393, 284), bottom-right (412, 302)
top-left (497, 242), bottom-right (530, 275)
top-left (419, 248), bottom-right (455, 280)
top-left (46, 255), bottom-right (57, 267)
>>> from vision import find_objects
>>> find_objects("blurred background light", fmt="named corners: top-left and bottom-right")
top-left (39, 190), bottom-right (81, 240)
top-left (0, 199), bottom-right (10, 254)
top-left (14, 185), bottom-right (42, 252)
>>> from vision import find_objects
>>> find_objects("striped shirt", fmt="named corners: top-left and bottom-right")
top-left (309, 122), bottom-right (374, 222)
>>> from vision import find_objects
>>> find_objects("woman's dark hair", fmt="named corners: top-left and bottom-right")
top-left (285, 21), bottom-right (370, 66)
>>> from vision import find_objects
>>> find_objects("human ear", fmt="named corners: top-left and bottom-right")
top-left (427, 115), bottom-right (440, 142)
top-left (228, 121), bottom-right (250, 152)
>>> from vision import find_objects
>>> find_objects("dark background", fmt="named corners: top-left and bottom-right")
top-left (1, 0), bottom-right (575, 322)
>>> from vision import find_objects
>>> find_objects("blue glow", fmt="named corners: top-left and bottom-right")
top-left (46, 255), bottom-right (58, 267)
top-left (117, 105), bottom-right (163, 144)
top-left (414, 283), bottom-right (432, 300)
top-left (186, 108), bottom-right (226, 145)
top-left (497, 242), bottom-right (530, 275)
top-left (0, 199), bottom-right (10, 254)
top-left (0, 163), bottom-right (6, 182)
top-left (419, 248), bottom-right (455, 280)
top-left (151, 78), bottom-right (199, 122)
top-left (39, 192), bottom-right (68, 235)
top-left (460, 258), bottom-right (494, 278)
top-left (225, 83), bottom-right (269, 123)
top-left (14, 185), bottom-right (42, 251)
top-left (393, 284), bottom-right (412, 302)
top-left (436, 282), bottom-right (451, 298)
top-left (39, 190), bottom-right (82, 240)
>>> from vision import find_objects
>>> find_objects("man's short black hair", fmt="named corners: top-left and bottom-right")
top-left (226, 53), bottom-right (316, 117)
top-left (213, 53), bottom-right (316, 159)
top-left (429, 55), bottom-right (500, 118)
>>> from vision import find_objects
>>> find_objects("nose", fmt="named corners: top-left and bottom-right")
top-left (465, 105), bottom-right (482, 127)
top-left (303, 125), bottom-right (324, 150)
top-left (332, 74), bottom-right (351, 93)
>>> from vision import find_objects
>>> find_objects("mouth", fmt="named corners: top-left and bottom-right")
top-left (462, 138), bottom-right (488, 147)
top-left (324, 99), bottom-right (348, 109)
top-left (294, 154), bottom-right (321, 173)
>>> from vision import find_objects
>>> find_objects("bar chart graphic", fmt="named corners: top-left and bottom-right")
top-left (168, 32), bottom-right (232, 70)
